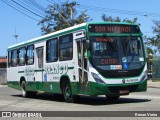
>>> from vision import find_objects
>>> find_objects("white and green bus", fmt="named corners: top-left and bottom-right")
top-left (7, 22), bottom-right (148, 102)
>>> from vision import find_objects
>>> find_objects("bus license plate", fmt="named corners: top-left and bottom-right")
top-left (119, 90), bottom-right (129, 94)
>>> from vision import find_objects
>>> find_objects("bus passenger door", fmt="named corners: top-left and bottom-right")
top-left (76, 38), bottom-right (88, 93)
top-left (35, 47), bottom-right (44, 90)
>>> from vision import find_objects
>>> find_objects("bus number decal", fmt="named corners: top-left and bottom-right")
top-left (44, 64), bottom-right (68, 75)
top-left (25, 67), bottom-right (34, 76)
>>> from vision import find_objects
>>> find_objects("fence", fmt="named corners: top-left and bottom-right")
top-left (152, 56), bottom-right (160, 81)
top-left (0, 68), bottom-right (7, 84)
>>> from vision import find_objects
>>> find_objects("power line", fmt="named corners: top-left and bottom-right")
top-left (51, 0), bottom-right (59, 4)
top-left (17, 0), bottom-right (45, 16)
top-left (11, 0), bottom-right (43, 18)
top-left (56, 0), bottom-right (63, 3)
top-left (78, 4), bottom-right (160, 18)
top-left (46, 0), bottom-right (58, 4)
top-left (28, 0), bottom-right (46, 12)
top-left (1, 0), bottom-right (39, 21)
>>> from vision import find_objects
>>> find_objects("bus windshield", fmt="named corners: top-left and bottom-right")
top-left (91, 36), bottom-right (145, 71)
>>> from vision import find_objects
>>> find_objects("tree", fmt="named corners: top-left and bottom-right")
top-left (101, 14), bottom-right (138, 24)
top-left (38, 1), bottom-right (91, 35)
top-left (152, 20), bottom-right (160, 53)
top-left (102, 14), bottom-right (121, 22)
top-left (145, 20), bottom-right (160, 56)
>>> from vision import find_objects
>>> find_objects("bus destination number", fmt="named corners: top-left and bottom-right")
top-left (101, 58), bottom-right (118, 65)
top-left (89, 24), bottom-right (139, 33)
top-left (95, 25), bottom-right (130, 33)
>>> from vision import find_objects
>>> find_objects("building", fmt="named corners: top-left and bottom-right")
top-left (0, 56), bottom-right (7, 84)
top-left (0, 56), bottom-right (7, 68)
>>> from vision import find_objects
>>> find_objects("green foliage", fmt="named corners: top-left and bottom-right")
top-left (148, 20), bottom-right (160, 48)
top-left (38, 1), bottom-right (91, 35)
top-left (102, 14), bottom-right (121, 22)
top-left (145, 20), bottom-right (160, 56)
top-left (101, 14), bottom-right (138, 24)
top-left (152, 57), bottom-right (160, 81)
top-left (152, 20), bottom-right (160, 34)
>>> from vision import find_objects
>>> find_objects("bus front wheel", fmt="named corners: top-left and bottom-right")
top-left (62, 83), bottom-right (75, 103)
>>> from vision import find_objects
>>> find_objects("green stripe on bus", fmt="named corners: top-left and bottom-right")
top-left (68, 67), bottom-right (74, 70)
top-left (18, 71), bottom-right (24, 73)
top-left (18, 68), bottom-right (73, 74)
top-left (34, 69), bottom-right (44, 72)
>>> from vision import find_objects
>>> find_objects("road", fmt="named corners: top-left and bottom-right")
top-left (0, 85), bottom-right (160, 120)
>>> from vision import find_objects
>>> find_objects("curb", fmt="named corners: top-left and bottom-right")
top-left (147, 86), bottom-right (160, 89)
top-left (0, 85), bottom-right (7, 87)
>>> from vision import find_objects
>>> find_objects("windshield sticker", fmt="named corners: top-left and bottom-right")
top-left (126, 78), bottom-right (139, 83)
top-left (110, 65), bottom-right (122, 70)
top-left (139, 57), bottom-right (144, 61)
top-left (44, 73), bottom-right (47, 81)
top-left (122, 57), bottom-right (127, 62)
top-left (123, 63), bottom-right (129, 69)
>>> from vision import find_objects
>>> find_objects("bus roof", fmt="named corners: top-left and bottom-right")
top-left (8, 23), bottom-right (87, 50)
top-left (87, 21), bottom-right (139, 26)
top-left (7, 22), bottom-right (140, 50)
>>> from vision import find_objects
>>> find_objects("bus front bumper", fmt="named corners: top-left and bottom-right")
top-left (87, 80), bottom-right (147, 96)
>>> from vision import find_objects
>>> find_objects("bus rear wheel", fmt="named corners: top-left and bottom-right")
top-left (21, 81), bottom-right (36, 98)
top-left (62, 83), bottom-right (75, 103)
top-left (21, 81), bottom-right (28, 97)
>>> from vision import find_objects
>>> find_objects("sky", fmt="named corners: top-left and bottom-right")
top-left (0, 0), bottom-right (160, 56)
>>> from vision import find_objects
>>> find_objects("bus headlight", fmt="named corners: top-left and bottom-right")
top-left (91, 72), bottom-right (105, 84)
top-left (140, 71), bottom-right (148, 82)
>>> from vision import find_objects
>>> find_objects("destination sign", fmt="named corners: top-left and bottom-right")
top-left (95, 37), bottom-right (113, 42)
top-left (88, 24), bottom-right (140, 33)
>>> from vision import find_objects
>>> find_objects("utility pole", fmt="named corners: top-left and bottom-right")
top-left (64, 2), bottom-right (78, 24)
top-left (14, 28), bottom-right (18, 44)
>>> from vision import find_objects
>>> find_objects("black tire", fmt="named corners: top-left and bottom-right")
top-left (62, 83), bottom-right (75, 103)
top-left (21, 81), bottom-right (36, 98)
top-left (21, 81), bottom-right (28, 97)
top-left (106, 95), bottom-right (120, 101)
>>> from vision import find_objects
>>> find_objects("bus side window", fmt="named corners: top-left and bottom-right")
top-left (26, 45), bottom-right (34, 65)
top-left (77, 41), bottom-right (82, 67)
top-left (46, 38), bottom-right (58, 62)
top-left (59, 34), bottom-right (73, 61)
top-left (19, 47), bottom-right (26, 66)
top-left (11, 49), bottom-right (18, 67)
top-left (8, 51), bottom-right (11, 67)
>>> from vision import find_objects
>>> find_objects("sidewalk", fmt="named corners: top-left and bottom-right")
top-left (147, 80), bottom-right (160, 89)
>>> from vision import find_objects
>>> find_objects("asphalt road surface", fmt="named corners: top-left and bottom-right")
top-left (0, 85), bottom-right (160, 120)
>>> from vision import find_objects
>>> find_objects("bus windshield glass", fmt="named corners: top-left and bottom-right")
top-left (91, 36), bottom-right (145, 71)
